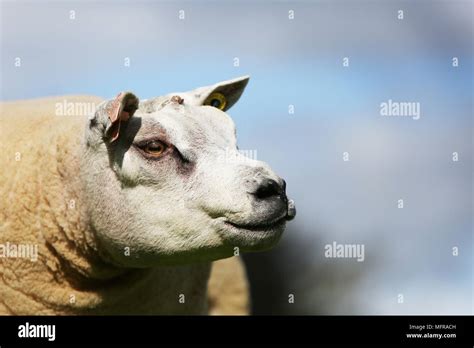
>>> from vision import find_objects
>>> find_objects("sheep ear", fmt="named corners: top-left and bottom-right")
top-left (193, 75), bottom-right (249, 111)
top-left (89, 92), bottom-right (139, 143)
top-left (139, 76), bottom-right (249, 113)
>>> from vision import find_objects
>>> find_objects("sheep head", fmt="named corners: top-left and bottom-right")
top-left (82, 76), bottom-right (296, 267)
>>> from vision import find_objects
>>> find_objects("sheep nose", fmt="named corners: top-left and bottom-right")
top-left (254, 178), bottom-right (286, 201)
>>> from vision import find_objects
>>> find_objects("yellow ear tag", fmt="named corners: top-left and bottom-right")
top-left (205, 92), bottom-right (227, 110)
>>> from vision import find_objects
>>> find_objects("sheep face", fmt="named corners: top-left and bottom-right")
top-left (82, 76), bottom-right (296, 267)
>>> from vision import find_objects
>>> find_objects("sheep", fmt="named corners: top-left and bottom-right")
top-left (0, 76), bottom-right (296, 315)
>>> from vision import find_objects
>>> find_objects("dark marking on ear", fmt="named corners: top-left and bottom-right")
top-left (210, 77), bottom-right (249, 111)
top-left (106, 92), bottom-right (139, 142)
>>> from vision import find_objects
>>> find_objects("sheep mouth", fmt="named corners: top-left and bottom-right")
top-left (223, 216), bottom-right (286, 232)
top-left (211, 214), bottom-right (287, 248)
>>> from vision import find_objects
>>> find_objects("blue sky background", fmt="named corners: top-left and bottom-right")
top-left (1, 0), bottom-right (472, 314)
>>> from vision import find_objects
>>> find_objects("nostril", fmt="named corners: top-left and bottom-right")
top-left (255, 179), bottom-right (282, 199)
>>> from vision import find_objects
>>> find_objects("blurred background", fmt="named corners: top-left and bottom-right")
top-left (1, 0), bottom-right (472, 314)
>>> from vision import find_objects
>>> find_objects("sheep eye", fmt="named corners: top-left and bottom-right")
top-left (204, 92), bottom-right (227, 111)
top-left (143, 140), bottom-right (167, 157)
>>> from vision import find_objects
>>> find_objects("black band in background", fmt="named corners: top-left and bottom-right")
top-left (0, 315), bottom-right (472, 346)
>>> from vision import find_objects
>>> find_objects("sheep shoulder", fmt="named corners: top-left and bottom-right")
top-left (208, 256), bottom-right (250, 315)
